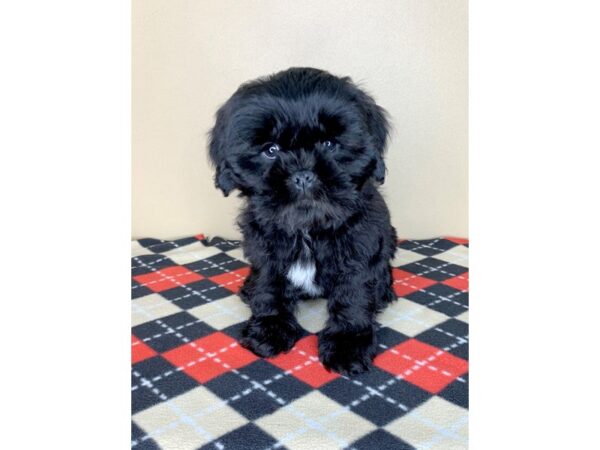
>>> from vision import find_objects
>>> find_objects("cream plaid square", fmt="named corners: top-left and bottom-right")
top-left (131, 293), bottom-right (182, 326)
top-left (377, 298), bottom-right (448, 336)
top-left (187, 295), bottom-right (251, 329)
top-left (434, 245), bottom-right (469, 266)
top-left (393, 247), bottom-right (431, 266)
top-left (456, 310), bottom-right (469, 323)
top-left (385, 397), bottom-right (468, 449)
top-left (295, 298), bottom-right (328, 333)
top-left (131, 241), bottom-right (148, 257)
top-left (162, 242), bottom-right (223, 265)
top-left (256, 391), bottom-right (376, 450)
top-left (224, 247), bottom-right (248, 263)
top-left (134, 386), bottom-right (248, 450)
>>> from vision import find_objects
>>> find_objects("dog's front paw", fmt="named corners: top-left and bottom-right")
top-left (240, 315), bottom-right (303, 358)
top-left (318, 328), bottom-right (376, 375)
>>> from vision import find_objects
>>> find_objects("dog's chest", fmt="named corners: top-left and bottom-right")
top-left (286, 233), bottom-right (322, 296)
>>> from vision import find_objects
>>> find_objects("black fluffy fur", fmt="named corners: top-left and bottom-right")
top-left (208, 67), bottom-right (397, 375)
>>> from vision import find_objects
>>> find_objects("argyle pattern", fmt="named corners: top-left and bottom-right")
top-left (132, 234), bottom-right (469, 450)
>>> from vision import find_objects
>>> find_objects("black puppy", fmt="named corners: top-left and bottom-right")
top-left (208, 67), bottom-right (397, 374)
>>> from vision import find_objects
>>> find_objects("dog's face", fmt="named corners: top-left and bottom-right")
top-left (208, 68), bottom-right (389, 231)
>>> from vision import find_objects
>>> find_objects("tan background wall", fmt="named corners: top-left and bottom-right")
top-left (132, 0), bottom-right (468, 240)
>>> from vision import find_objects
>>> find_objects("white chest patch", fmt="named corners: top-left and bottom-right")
top-left (287, 260), bottom-right (322, 296)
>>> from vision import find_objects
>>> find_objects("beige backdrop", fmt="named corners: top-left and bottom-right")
top-left (132, 0), bottom-right (468, 240)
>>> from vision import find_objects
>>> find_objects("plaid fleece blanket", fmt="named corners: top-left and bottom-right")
top-left (131, 235), bottom-right (469, 450)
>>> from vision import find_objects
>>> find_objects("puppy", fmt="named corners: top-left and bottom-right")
top-left (208, 67), bottom-right (397, 374)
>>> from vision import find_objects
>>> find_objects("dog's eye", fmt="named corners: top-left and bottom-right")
top-left (262, 144), bottom-right (280, 159)
top-left (322, 140), bottom-right (334, 149)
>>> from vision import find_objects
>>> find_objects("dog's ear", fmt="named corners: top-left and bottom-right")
top-left (373, 153), bottom-right (386, 184)
top-left (363, 97), bottom-right (390, 184)
top-left (350, 82), bottom-right (390, 184)
top-left (208, 105), bottom-right (238, 197)
top-left (215, 162), bottom-right (236, 197)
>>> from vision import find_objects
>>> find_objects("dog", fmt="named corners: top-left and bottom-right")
top-left (208, 67), bottom-right (397, 374)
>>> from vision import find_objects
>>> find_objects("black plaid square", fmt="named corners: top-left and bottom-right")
top-left (221, 321), bottom-right (252, 342)
top-left (132, 254), bottom-right (178, 276)
top-left (397, 238), bottom-right (458, 256)
top-left (131, 421), bottom-right (161, 449)
top-left (439, 373), bottom-right (469, 408)
top-left (184, 252), bottom-right (248, 277)
top-left (138, 237), bottom-right (201, 254)
top-left (131, 356), bottom-right (198, 414)
top-left (158, 279), bottom-right (233, 309)
top-left (205, 360), bottom-right (312, 420)
top-left (132, 312), bottom-right (216, 353)
top-left (132, 278), bottom-right (154, 299)
top-left (398, 257), bottom-right (468, 282)
top-left (199, 423), bottom-right (279, 450)
top-left (374, 326), bottom-right (410, 356)
top-left (319, 367), bottom-right (432, 426)
top-left (415, 318), bottom-right (469, 360)
top-left (203, 236), bottom-right (242, 251)
top-left (406, 283), bottom-right (469, 317)
top-left (351, 429), bottom-right (416, 450)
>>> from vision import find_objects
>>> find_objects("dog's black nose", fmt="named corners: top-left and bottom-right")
top-left (292, 170), bottom-right (316, 191)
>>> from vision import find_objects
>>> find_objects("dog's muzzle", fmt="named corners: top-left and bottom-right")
top-left (291, 170), bottom-right (316, 193)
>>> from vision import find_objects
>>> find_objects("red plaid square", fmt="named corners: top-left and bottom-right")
top-left (133, 266), bottom-right (204, 292)
top-left (131, 335), bottom-right (157, 364)
top-left (375, 338), bottom-right (468, 393)
top-left (446, 237), bottom-right (469, 245)
top-left (392, 268), bottom-right (437, 297)
top-left (209, 267), bottom-right (251, 293)
top-left (162, 332), bottom-right (258, 383)
top-left (268, 335), bottom-right (340, 388)
top-left (442, 273), bottom-right (469, 291)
